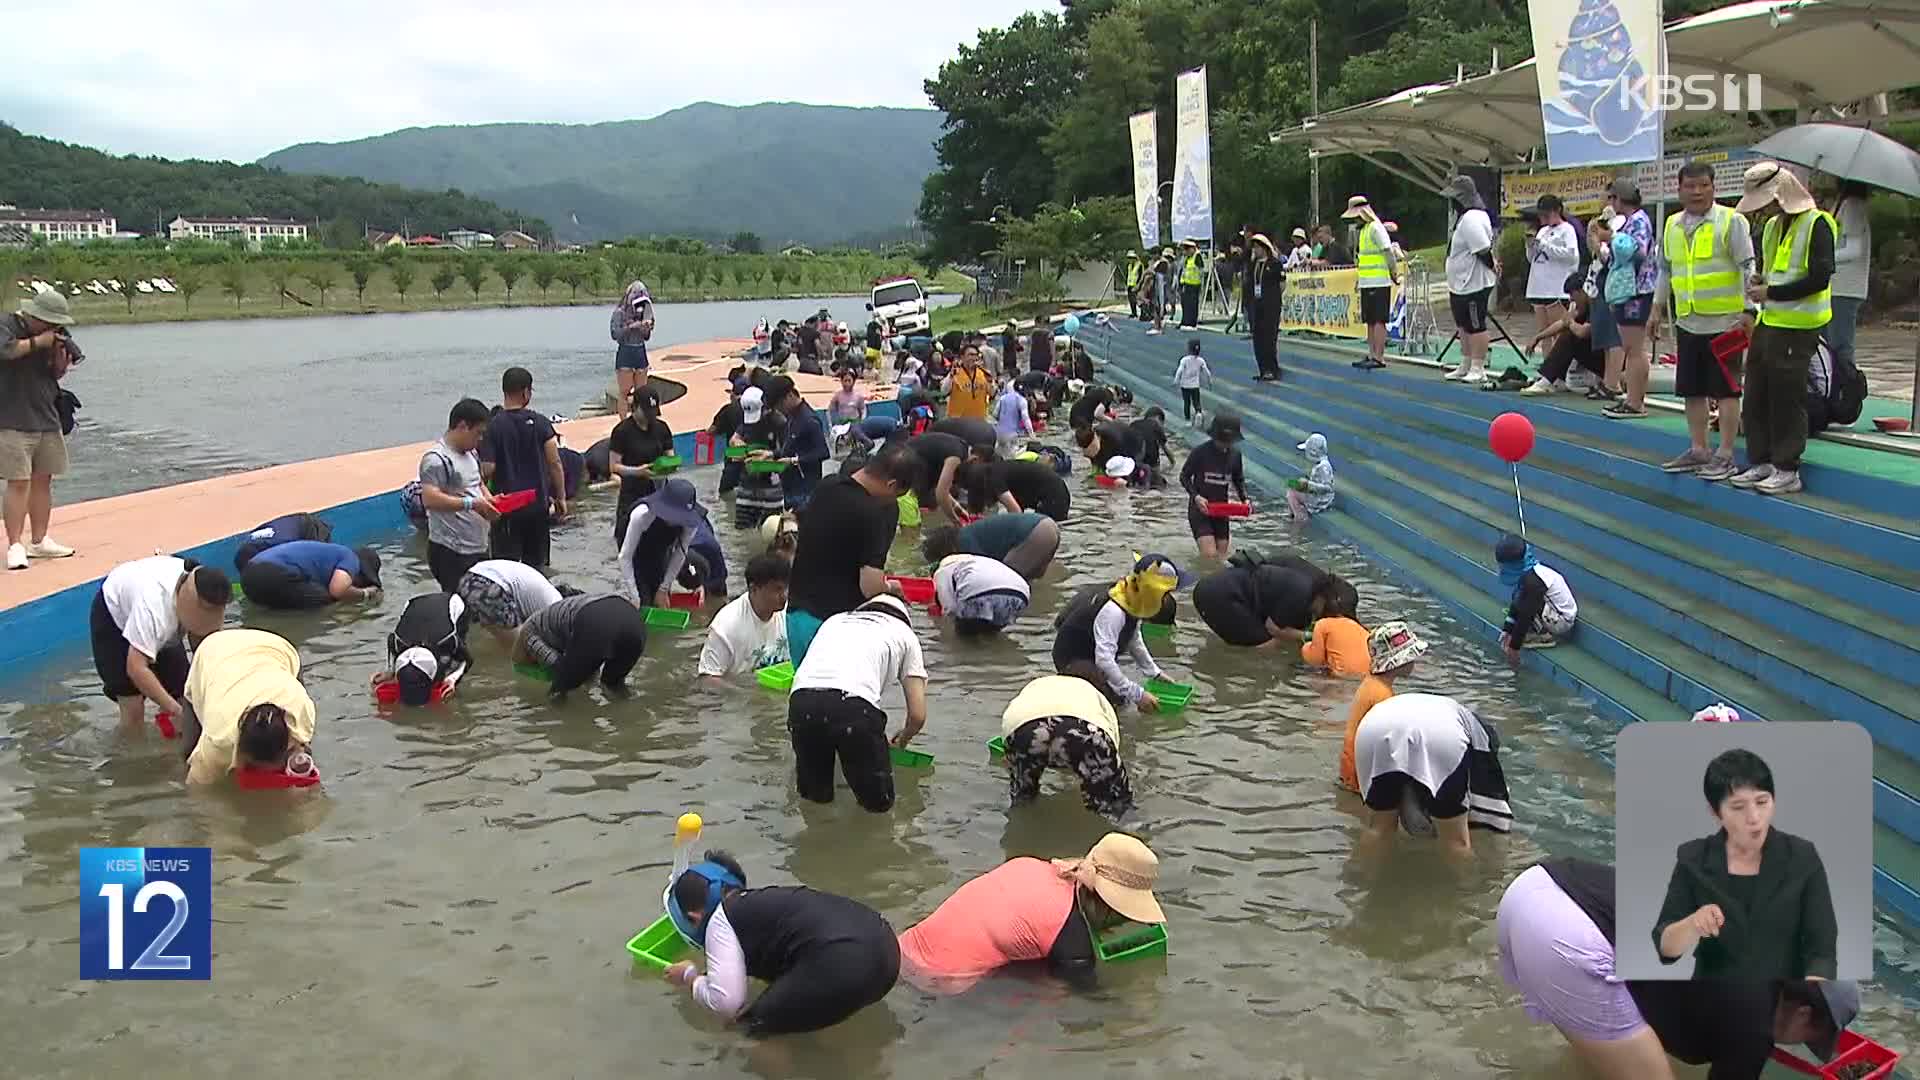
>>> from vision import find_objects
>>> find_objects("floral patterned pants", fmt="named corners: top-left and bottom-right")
top-left (1006, 716), bottom-right (1133, 820)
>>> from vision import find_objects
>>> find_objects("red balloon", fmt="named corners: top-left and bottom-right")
top-left (1489, 412), bottom-right (1535, 463)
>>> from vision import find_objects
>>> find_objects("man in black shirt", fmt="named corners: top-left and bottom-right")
top-left (963, 457), bottom-right (1071, 521)
top-left (710, 377), bottom-right (748, 494)
top-left (1068, 384), bottom-right (1116, 433)
top-left (795, 318), bottom-right (822, 369)
top-left (480, 366), bottom-right (567, 569)
top-left (785, 444), bottom-right (923, 666)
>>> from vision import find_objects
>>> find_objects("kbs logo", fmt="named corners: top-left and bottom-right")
top-left (79, 847), bottom-right (211, 980)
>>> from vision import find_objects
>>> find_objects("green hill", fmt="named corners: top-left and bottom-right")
top-left (0, 123), bottom-right (542, 242)
top-left (258, 102), bottom-right (944, 247)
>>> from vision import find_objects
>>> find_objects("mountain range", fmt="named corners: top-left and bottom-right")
top-left (259, 102), bottom-right (945, 246)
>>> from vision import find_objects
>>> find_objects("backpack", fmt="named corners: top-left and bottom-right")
top-left (1806, 338), bottom-right (1867, 431)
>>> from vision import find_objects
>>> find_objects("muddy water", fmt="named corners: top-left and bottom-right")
top-left (1, 430), bottom-right (1915, 1079)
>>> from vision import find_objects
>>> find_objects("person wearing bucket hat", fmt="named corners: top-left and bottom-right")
top-left (788, 593), bottom-right (928, 813)
top-left (1443, 174), bottom-right (1499, 384)
top-left (1354, 691), bottom-right (1514, 855)
top-left (1181, 412), bottom-right (1248, 559)
top-left (663, 850), bottom-right (901, 1035)
top-left (896, 831), bottom-right (1162, 993)
top-left (240, 540), bottom-right (380, 609)
top-left (618, 477), bottom-right (709, 609)
top-left (1497, 856), bottom-right (1861, 1080)
top-left (1338, 621), bottom-right (1425, 794)
top-left (1730, 160), bottom-right (1836, 497)
top-left (1051, 554), bottom-right (1189, 711)
top-left (1285, 227), bottom-right (1313, 270)
top-left (178, 628), bottom-right (318, 786)
top-left (2, 285), bottom-right (86, 570)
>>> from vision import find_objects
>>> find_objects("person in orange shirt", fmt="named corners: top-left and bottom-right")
top-left (1301, 591), bottom-right (1368, 677)
top-left (942, 342), bottom-right (995, 420)
top-left (1340, 621), bottom-right (1427, 794)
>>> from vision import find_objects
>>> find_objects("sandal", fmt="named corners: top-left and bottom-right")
top-left (1603, 403), bottom-right (1649, 419)
top-left (1584, 385), bottom-right (1621, 401)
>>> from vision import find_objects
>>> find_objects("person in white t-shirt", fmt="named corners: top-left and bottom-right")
top-left (455, 558), bottom-right (566, 647)
top-left (91, 555), bottom-right (232, 728)
top-left (1443, 174), bottom-right (1500, 383)
top-left (933, 552), bottom-right (1031, 637)
top-left (1524, 195), bottom-right (1582, 342)
top-left (786, 594), bottom-right (928, 813)
top-left (698, 554), bottom-right (791, 679)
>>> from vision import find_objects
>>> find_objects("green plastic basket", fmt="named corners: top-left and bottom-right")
top-left (1139, 622), bottom-right (1173, 639)
top-left (1095, 921), bottom-right (1169, 963)
top-left (650, 454), bottom-right (683, 475)
top-left (625, 913), bottom-right (692, 972)
top-left (987, 735), bottom-right (1006, 758)
top-left (745, 459), bottom-right (790, 475)
top-left (230, 581), bottom-right (245, 600)
top-left (890, 746), bottom-right (934, 769)
top-left (755, 662), bottom-right (795, 692)
top-left (725, 443), bottom-right (770, 461)
top-left (641, 607), bottom-right (692, 630)
top-left (1143, 678), bottom-right (1194, 712)
top-left (514, 661), bottom-right (552, 682)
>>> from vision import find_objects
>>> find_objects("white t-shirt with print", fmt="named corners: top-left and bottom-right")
top-left (469, 559), bottom-right (563, 621)
top-left (1446, 208), bottom-right (1497, 295)
top-left (791, 609), bottom-right (926, 707)
top-left (103, 556), bottom-right (187, 660)
top-left (698, 593), bottom-right (791, 677)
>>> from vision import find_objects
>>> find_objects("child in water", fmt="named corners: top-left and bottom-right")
top-left (1288, 433), bottom-right (1336, 520)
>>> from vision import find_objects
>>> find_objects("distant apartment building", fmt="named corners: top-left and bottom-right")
top-left (167, 214), bottom-right (309, 249)
top-left (0, 204), bottom-right (117, 243)
top-left (445, 228), bottom-right (496, 250)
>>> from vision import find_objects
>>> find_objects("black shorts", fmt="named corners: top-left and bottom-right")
top-left (90, 590), bottom-right (189, 702)
top-left (240, 559), bottom-right (333, 609)
top-left (1449, 288), bottom-right (1492, 334)
top-left (1359, 285), bottom-right (1392, 326)
top-left (1187, 504), bottom-right (1230, 541)
top-left (788, 688), bottom-right (894, 812)
top-left (490, 503), bottom-right (552, 571)
top-left (1363, 757), bottom-right (1471, 819)
top-left (1612, 293), bottom-right (1654, 327)
top-left (427, 542), bottom-right (486, 594)
top-left (1674, 327), bottom-right (1744, 400)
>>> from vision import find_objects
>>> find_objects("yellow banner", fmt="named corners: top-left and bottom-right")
top-left (1279, 268), bottom-right (1402, 340)
top-left (1500, 166), bottom-right (1619, 217)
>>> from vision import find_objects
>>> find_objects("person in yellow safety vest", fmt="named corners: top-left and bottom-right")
top-left (1730, 161), bottom-right (1835, 497)
top-left (1343, 195), bottom-right (1400, 371)
top-left (1124, 251), bottom-right (1145, 321)
top-left (1177, 239), bottom-right (1206, 330)
top-left (1657, 159), bottom-right (1757, 483)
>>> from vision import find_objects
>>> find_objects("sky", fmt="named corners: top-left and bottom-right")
top-left (0, 0), bottom-right (1052, 163)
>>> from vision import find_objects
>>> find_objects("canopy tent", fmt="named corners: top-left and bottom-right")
top-left (1272, 0), bottom-right (1920, 194)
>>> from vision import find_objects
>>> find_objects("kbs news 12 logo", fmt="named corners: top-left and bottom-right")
top-left (79, 847), bottom-right (211, 980)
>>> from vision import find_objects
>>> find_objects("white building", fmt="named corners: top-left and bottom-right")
top-left (446, 228), bottom-right (496, 250)
top-left (0, 204), bottom-right (117, 243)
top-left (167, 215), bottom-right (309, 249)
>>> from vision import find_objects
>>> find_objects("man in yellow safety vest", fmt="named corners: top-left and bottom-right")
top-left (1178, 239), bottom-right (1206, 329)
top-left (1730, 161), bottom-right (1835, 497)
top-left (1343, 194), bottom-right (1400, 370)
top-left (1657, 159), bottom-right (1757, 482)
top-left (1124, 251), bottom-right (1145, 320)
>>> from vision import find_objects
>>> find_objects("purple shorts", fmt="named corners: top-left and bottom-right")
top-left (1496, 865), bottom-right (1646, 1042)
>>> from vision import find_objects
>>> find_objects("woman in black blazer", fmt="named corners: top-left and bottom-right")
top-left (1653, 748), bottom-right (1838, 980)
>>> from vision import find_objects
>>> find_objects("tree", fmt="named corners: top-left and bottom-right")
top-left (459, 258), bottom-right (489, 301)
top-left (1043, 7), bottom-right (1157, 203)
top-left (430, 264), bottom-right (457, 300)
top-left (390, 258), bottom-right (417, 303)
top-left (559, 262), bottom-right (586, 299)
top-left (996, 197), bottom-right (1134, 274)
top-left (112, 254), bottom-right (145, 315)
top-left (264, 260), bottom-right (296, 308)
top-left (730, 231), bottom-right (764, 255)
top-left (345, 255), bottom-right (375, 306)
top-left (304, 261), bottom-right (340, 307)
top-left (529, 255), bottom-right (557, 300)
top-left (172, 264), bottom-right (207, 314)
top-left (496, 256), bottom-right (525, 303)
top-left (219, 260), bottom-right (249, 309)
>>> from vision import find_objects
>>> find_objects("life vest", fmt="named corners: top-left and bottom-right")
top-left (1051, 583), bottom-right (1139, 670)
top-left (1180, 253), bottom-right (1205, 286)
top-left (1759, 210), bottom-right (1836, 330)
top-left (1125, 259), bottom-right (1143, 288)
top-left (1664, 204), bottom-right (1744, 318)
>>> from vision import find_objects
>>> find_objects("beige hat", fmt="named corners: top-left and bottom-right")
top-left (1368, 620), bottom-right (1429, 673)
top-left (1735, 160), bottom-right (1817, 215)
top-left (1340, 195), bottom-right (1373, 220)
top-left (1252, 233), bottom-right (1280, 257)
top-left (1290, 226), bottom-right (1308, 240)
top-left (1056, 832), bottom-right (1166, 924)
top-left (19, 286), bottom-right (74, 327)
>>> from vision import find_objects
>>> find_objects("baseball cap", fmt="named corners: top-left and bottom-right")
top-left (740, 386), bottom-right (764, 423)
top-left (395, 647), bottom-right (438, 706)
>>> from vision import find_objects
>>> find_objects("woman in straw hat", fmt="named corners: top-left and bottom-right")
top-left (1248, 232), bottom-right (1286, 381)
top-left (897, 832), bottom-right (1166, 993)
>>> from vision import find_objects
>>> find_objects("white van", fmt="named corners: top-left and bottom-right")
top-left (868, 276), bottom-right (929, 338)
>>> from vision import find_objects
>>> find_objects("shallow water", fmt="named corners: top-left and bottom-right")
top-left (2, 427), bottom-right (1916, 1078)
top-left (54, 295), bottom-right (957, 503)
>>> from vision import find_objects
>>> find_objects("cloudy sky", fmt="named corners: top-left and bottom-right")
top-left (2, 0), bottom-right (1051, 162)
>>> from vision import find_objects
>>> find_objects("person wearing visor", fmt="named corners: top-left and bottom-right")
top-left (179, 628), bottom-right (317, 786)
top-left (663, 850), bottom-right (900, 1036)
top-left (1051, 554), bottom-right (1191, 711)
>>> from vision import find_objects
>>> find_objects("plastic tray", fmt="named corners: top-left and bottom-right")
top-left (1139, 622), bottom-right (1173, 639)
top-left (650, 454), bottom-right (682, 475)
top-left (374, 679), bottom-right (454, 705)
top-left (1144, 678), bottom-right (1194, 712)
top-left (641, 607), bottom-right (693, 630)
top-left (1095, 921), bottom-right (1168, 963)
top-left (755, 662), bottom-right (795, 692)
top-left (230, 581), bottom-right (245, 600)
top-left (890, 746), bottom-right (935, 769)
top-left (492, 489), bottom-right (538, 514)
top-left (666, 590), bottom-right (704, 610)
top-left (1710, 325), bottom-right (1750, 362)
top-left (1204, 501), bottom-right (1252, 518)
top-left (987, 735), bottom-right (1006, 758)
top-left (745, 459), bottom-right (790, 474)
top-left (514, 661), bottom-right (552, 682)
top-left (625, 913), bottom-right (692, 972)
top-left (234, 765), bottom-right (322, 790)
top-left (888, 576), bottom-right (937, 605)
top-left (153, 711), bottom-right (180, 739)
top-left (1771, 1033), bottom-right (1900, 1079)
top-left (1096, 475), bottom-right (1122, 488)
top-left (725, 443), bottom-right (770, 460)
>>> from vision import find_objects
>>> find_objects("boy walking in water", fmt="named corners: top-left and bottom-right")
top-left (1172, 339), bottom-right (1212, 423)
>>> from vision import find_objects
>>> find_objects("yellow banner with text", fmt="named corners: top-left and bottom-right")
top-left (1279, 269), bottom-right (1402, 340)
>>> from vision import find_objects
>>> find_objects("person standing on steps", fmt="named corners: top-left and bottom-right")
top-left (481, 367), bottom-right (567, 569)
top-left (1731, 162), bottom-right (1835, 497)
top-left (1345, 195), bottom-right (1399, 371)
top-left (1172, 338), bottom-right (1213, 422)
top-left (1600, 180), bottom-right (1660, 420)
top-left (1443, 174), bottom-right (1500, 385)
top-left (1, 286), bottom-right (83, 570)
top-left (1525, 196), bottom-right (1583, 346)
top-left (1825, 180), bottom-right (1872, 382)
top-left (1178, 239), bottom-right (1205, 329)
top-left (1124, 251), bottom-right (1145, 320)
top-left (418, 397), bottom-right (497, 592)
top-left (1495, 533), bottom-right (1578, 660)
top-left (1248, 234), bottom-right (1286, 382)
top-left (1658, 160), bottom-right (1757, 481)
top-left (610, 279), bottom-right (655, 421)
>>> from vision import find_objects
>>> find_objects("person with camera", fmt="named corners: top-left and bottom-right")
top-left (1, 286), bottom-right (84, 570)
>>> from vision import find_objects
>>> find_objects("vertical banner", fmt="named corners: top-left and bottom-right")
top-left (1129, 110), bottom-right (1161, 252)
top-left (1530, 0), bottom-right (1663, 167)
top-left (1172, 67), bottom-right (1214, 242)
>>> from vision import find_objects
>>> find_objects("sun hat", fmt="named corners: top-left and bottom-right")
top-left (1445, 174), bottom-right (1484, 209)
top-left (19, 286), bottom-right (75, 326)
top-left (1340, 195), bottom-right (1373, 219)
top-left (641, 477), bottom-right (704, 531)
top-left (1252, 233), bottom-right (1280, 257)
top-left (740, 386), bottom-right (765, 424)
top-left (395, 646), bottom-right (439, 706)
top-left (1735, 160), bottom-right (1817, 215)
top-left (1808, 980), bottom-right (1862, 1061)
top-left (1368, 621), bottom-right (1428, 673)
top-left (1055, 832), bottom-right (1166, 924)
top-left (1290, 226), bottom-right (1308, 241)
top-left (1105, 455), bottom-right (1137, 479)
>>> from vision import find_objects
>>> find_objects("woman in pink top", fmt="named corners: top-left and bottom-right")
top-left (896, 832), bottom-right (1165, 993)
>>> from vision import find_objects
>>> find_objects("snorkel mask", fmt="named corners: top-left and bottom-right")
top-left (666, 860), bottom-right (746, 948)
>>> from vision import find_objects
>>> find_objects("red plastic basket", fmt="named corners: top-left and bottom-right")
top-left (1096, 475), bottom-right (1122, 488)
top-left (373, 679), bottom-right (453, 705)
top-left (667, 590), bottom-right (704, 610)
top-left (1771, 1033), bottom-right (1900, 1079)
top-left (1710, 326), bottom-right (1750, 362)
top-left (888, 575), bottom-right (937, 605)
top-left (234, 765), bottom-right (322, 790)
top-left (1205, 501), bottom-right (1252, 518)
top-left (693, 430), bottom-right (717, 466)
top-left (492, 489), bottom-right (537, 514)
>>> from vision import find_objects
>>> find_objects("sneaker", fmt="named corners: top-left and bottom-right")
top-left (1756, 469), bottom-right (1803, 496)
top-left (1584, 385), bottom-right (1622, 401)
top-left (1660, 448), bottom-right (1712, 473)
top-left (1443, 365), bottom-right (1471, 381)
top-left (1603, 403), bottom-right (1649, 419)
top-left (6, 543), bottom-right (25, 570)
top-left (1521, 632), bottom-right (1560, 649)
top-left (1145, 328), bottom-right (1162, 336)
top-left (1459, 369), bottom-right (1487, 385)
top-left (1728, 464), bottom-right (1775, 489)
top-left (1696, 454), bottom-right (1738, 482)
top-left (26, 537), bottom-right (74, 559)
top-left (1520, 377), bottom-right (1556, 395)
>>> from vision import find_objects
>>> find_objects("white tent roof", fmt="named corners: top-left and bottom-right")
top-left (1273, 0), bottom-right (1920, 185)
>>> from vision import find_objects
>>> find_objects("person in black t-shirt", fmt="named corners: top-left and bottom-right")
top-left (709, 377), bottom-right (747, 494)
top-left (1068, 384), bottom-right (1115, 432)
top-left (480, 366), bottom-right (566, 570)
top-left (607, 389), bottom-right (675, 544)
top-left (1074, 420), bottom-right (1139, 471)
top-left (961, 457), bottom-right (1071, 521)
top-left (785, 443), bottom-right (923, 667)
top-left (795, 318), bottom-right (822, 367)
top-left (1180, 413), bottom-right (1248, 558)
top-left (905, 431), bottom-right (988, 522)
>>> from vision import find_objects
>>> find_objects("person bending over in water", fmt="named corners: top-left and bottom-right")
top-left (619, 478), bottom-right (706, 609)
top-left (758, 511), bottom-right (799, 563)
top-left (1191, 550), bottom-right (1356, 650)
top-left (91, 555), bottom-right (231, 729)
top-left (1339, 622), bottom-right (1425, 795)
top-left (239, 540), bottom-right (381, 609)
top-left (454, 558), bottom-right (567, 649)
top-left (663, 851), bottom-right (901, 1036)
top-left (1000, 675), bottom-right (1134, 819)
top-left (513, 593), bottom-right (648, 702)
top-left (232, 511), bottom-right (332, 572)
top-left (932, 552), bottom-right (1031, 636)
top-left (1353, 692), bottom-right (1513, 856)
top-left (1301, 580), bottom-right (1369, 677)
top-left (1050, 555), bottom-right (1189, 711)
top-left (698, 553), bottom-right (790, 680)
top-left (373, 591), bottom-right (472, 706)
top-left (897, 833), bottom-right (1164, 995)
top-left (179, 628), bottom-right (317, 785)
top-left (788, 595), bottom-right (927, 812)
top-left (920, 510), bottom-right (1060, 582)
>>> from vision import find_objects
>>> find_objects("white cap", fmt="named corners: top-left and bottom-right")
top-left (1105, 456), bottom-right (1137, 479)
top-left (741, 386), bottom-right (765, 423)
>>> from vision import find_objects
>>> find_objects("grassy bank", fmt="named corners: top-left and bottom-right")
top-left (928, 299), bottom-right (1086, 338)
